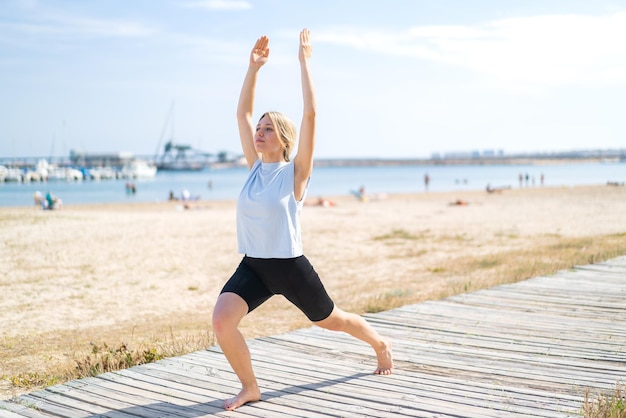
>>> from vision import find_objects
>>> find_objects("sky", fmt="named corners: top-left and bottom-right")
top-left (1, 0), bottom-right (626, 160)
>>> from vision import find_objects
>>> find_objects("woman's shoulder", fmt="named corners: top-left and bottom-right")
top-left (249, 158), bottom-right (262, 170)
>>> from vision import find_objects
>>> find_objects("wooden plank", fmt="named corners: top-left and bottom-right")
top-left (387, 301), bottom-right (626, 336)
top-left (138, 359), bottom-right (336, 418)
top-left (264, 330), bottom-right (624, 383)
top-left (90, 372), bottom-right (345, 418)
top-left (365, 315), bottom-right (626, 359)
top-left (260, 335), bottom-right (610, 396)
top-left (268, 320), bottom-right (623, 371)
top-left (166, 350), bottom-right (523, 417)
top-left (245, 353), bottom-right (577, 416)
top-left (184, 344), bottom-right (580, 417)
top-left (0, 410), bottom-right (26, 418)
top-left (0, 403), bottom-right (49, 418)
top-left (342, 312), bottom-right (623, 357)
top-left (109, 369), bottom-right (257, 418)
top-left (156, 355), bottom-right (422, 417)
top-left (10, 393), bottom-right (93, 418)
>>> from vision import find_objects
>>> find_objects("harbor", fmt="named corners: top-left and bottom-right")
top-left (1, 156), bottom-right (625, 208)
top-left (0, 147), bottom-right (224, 184)
top-left (1, 147), bottom-right (625, 184)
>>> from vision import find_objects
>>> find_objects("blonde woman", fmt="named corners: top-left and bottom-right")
top-left (211, 29), bottom-right (393, 411)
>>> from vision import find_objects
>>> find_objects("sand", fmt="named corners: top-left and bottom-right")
top-left (1, 184), bottom-right (626, 399)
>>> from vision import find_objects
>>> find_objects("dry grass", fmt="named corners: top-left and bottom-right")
top-left (5, 329), bottom-right (215, 391)
top-left (583, 383), bottom-right (626, 418)
top-left (362, 232), bottom-right (626, 313)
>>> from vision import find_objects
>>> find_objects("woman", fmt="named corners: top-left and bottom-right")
top-left (212, 28), bottom-right (393, 412)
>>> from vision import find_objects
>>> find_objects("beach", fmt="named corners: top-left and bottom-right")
top-left (2, 185), bottom-right (626, 399)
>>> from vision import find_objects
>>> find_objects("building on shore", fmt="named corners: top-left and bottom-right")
top-left (69, 150), bottom-right (134, 167)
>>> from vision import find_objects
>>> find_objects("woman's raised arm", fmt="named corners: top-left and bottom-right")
top-left (293, 29), bottom-right (317, 200)
top-left (237, 36), bottom-right (270, 169)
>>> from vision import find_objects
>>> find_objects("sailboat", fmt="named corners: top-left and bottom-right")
top-left (120, 159), bottom-right (157, 179)
top-left (153, 102), bottom-right (212, 171)
top-left (156, 141), bottom-right (207, 171)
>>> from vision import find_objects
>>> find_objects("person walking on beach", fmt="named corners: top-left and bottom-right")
top-left (211, 29), bottom-right (394, 411)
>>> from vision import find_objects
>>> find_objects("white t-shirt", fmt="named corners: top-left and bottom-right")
top-left (236, 159), bottom-right (308, 258)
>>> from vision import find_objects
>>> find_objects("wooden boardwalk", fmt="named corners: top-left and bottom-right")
top-left (2, 257), bottom-right (625, 417)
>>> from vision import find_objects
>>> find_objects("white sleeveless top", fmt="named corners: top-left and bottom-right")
top-left (236, 159), bottom-right (307, 258)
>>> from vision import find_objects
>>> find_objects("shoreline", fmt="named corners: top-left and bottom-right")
top-left (2, 182), bottom-right (623, 212)
top-left (2, 159), bottom-right (624, 209)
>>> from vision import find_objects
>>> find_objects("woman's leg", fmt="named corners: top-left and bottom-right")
top-left (212, 292), bottom-right (261, 410)
top-left (315, 306), bottom-right (394, 375)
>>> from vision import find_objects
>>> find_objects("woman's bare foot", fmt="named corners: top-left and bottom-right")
top-left (374, 339), bottom-right (394, 375)
top-left (223, 386), bottom-right (261, 411)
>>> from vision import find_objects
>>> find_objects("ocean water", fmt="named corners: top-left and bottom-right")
top-left (1, 161), bottom-right (625, 208)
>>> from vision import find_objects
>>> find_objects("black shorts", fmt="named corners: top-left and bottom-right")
top-left (220, 255), bottom-right (335, 322)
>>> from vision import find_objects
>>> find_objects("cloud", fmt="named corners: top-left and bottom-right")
top-left (318, 12), bottom-right (626, 87)
top-left (0, 15), bottom-right (157, 38)
top-left (52, 14), bottom-right (157, 38)
top-left (183, 0), bottom-right (252, 11)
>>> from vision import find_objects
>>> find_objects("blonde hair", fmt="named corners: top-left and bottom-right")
top-left (260, 111), bottom-right (296, 162)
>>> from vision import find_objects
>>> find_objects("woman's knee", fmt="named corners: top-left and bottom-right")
top-left (314, 307), bottom-right (345, 332)
top-left (212, 293), bottom-right (248, 333)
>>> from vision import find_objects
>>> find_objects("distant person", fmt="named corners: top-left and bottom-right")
top-left (44, 191), bottom-right (62, 210)
top-left (351, 185), bottom-right (368, 202)
top-left (424, 173), bottom-right (430, 191)
top-left (46, 191), bottom-right (54, 209)
top-left (33, 191), bottom-right (43, 208)
top-left (181, 188), bottom-right (191, 202)
top-left (359, 185), bottom-right (368, 201)
top-left (305, 196), bottom-right (336, 207)
top-left (540, 173), bottom-right (544, 186)
top-left (486, 183), bottom-right (501, 194)
top-left (211, 29), bottom-right (393, 412)
top-left (449, 198), bottom-right (469, 206)
top-left (125, 182), bottom-right (136, 195)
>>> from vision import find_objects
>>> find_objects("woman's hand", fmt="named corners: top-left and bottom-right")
top-left (299, 29), bottom-right (312, 63)
top-left (250, 35), bottom-right (270, 68)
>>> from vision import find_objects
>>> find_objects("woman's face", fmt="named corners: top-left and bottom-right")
top-left (255, 115), bottom-right (284, 159)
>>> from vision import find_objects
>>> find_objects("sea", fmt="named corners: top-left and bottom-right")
top-left (1, 161), bottom-right (625, 208)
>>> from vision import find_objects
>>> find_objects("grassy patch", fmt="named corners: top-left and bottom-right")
top-left (439, 233), bottom-right (470, 242)
top-left (365, 233), bottom-right (626, 314)
top-left (2, 330), bottom-right (215, 392)
top-left (74, 342), bottom-right (164, 377)
top-left (365, 289), bottom-right (412, 313)
top-left (405, 248), bottom-right (428, 257)
top-left (5, 373), bottom-right (60, 389)
top-left (474, 257), bottom-right (501, 269)
top-left (582, 383), bottom-right (626, 418)
top-left (373, 229), bottom-right (424, 241)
